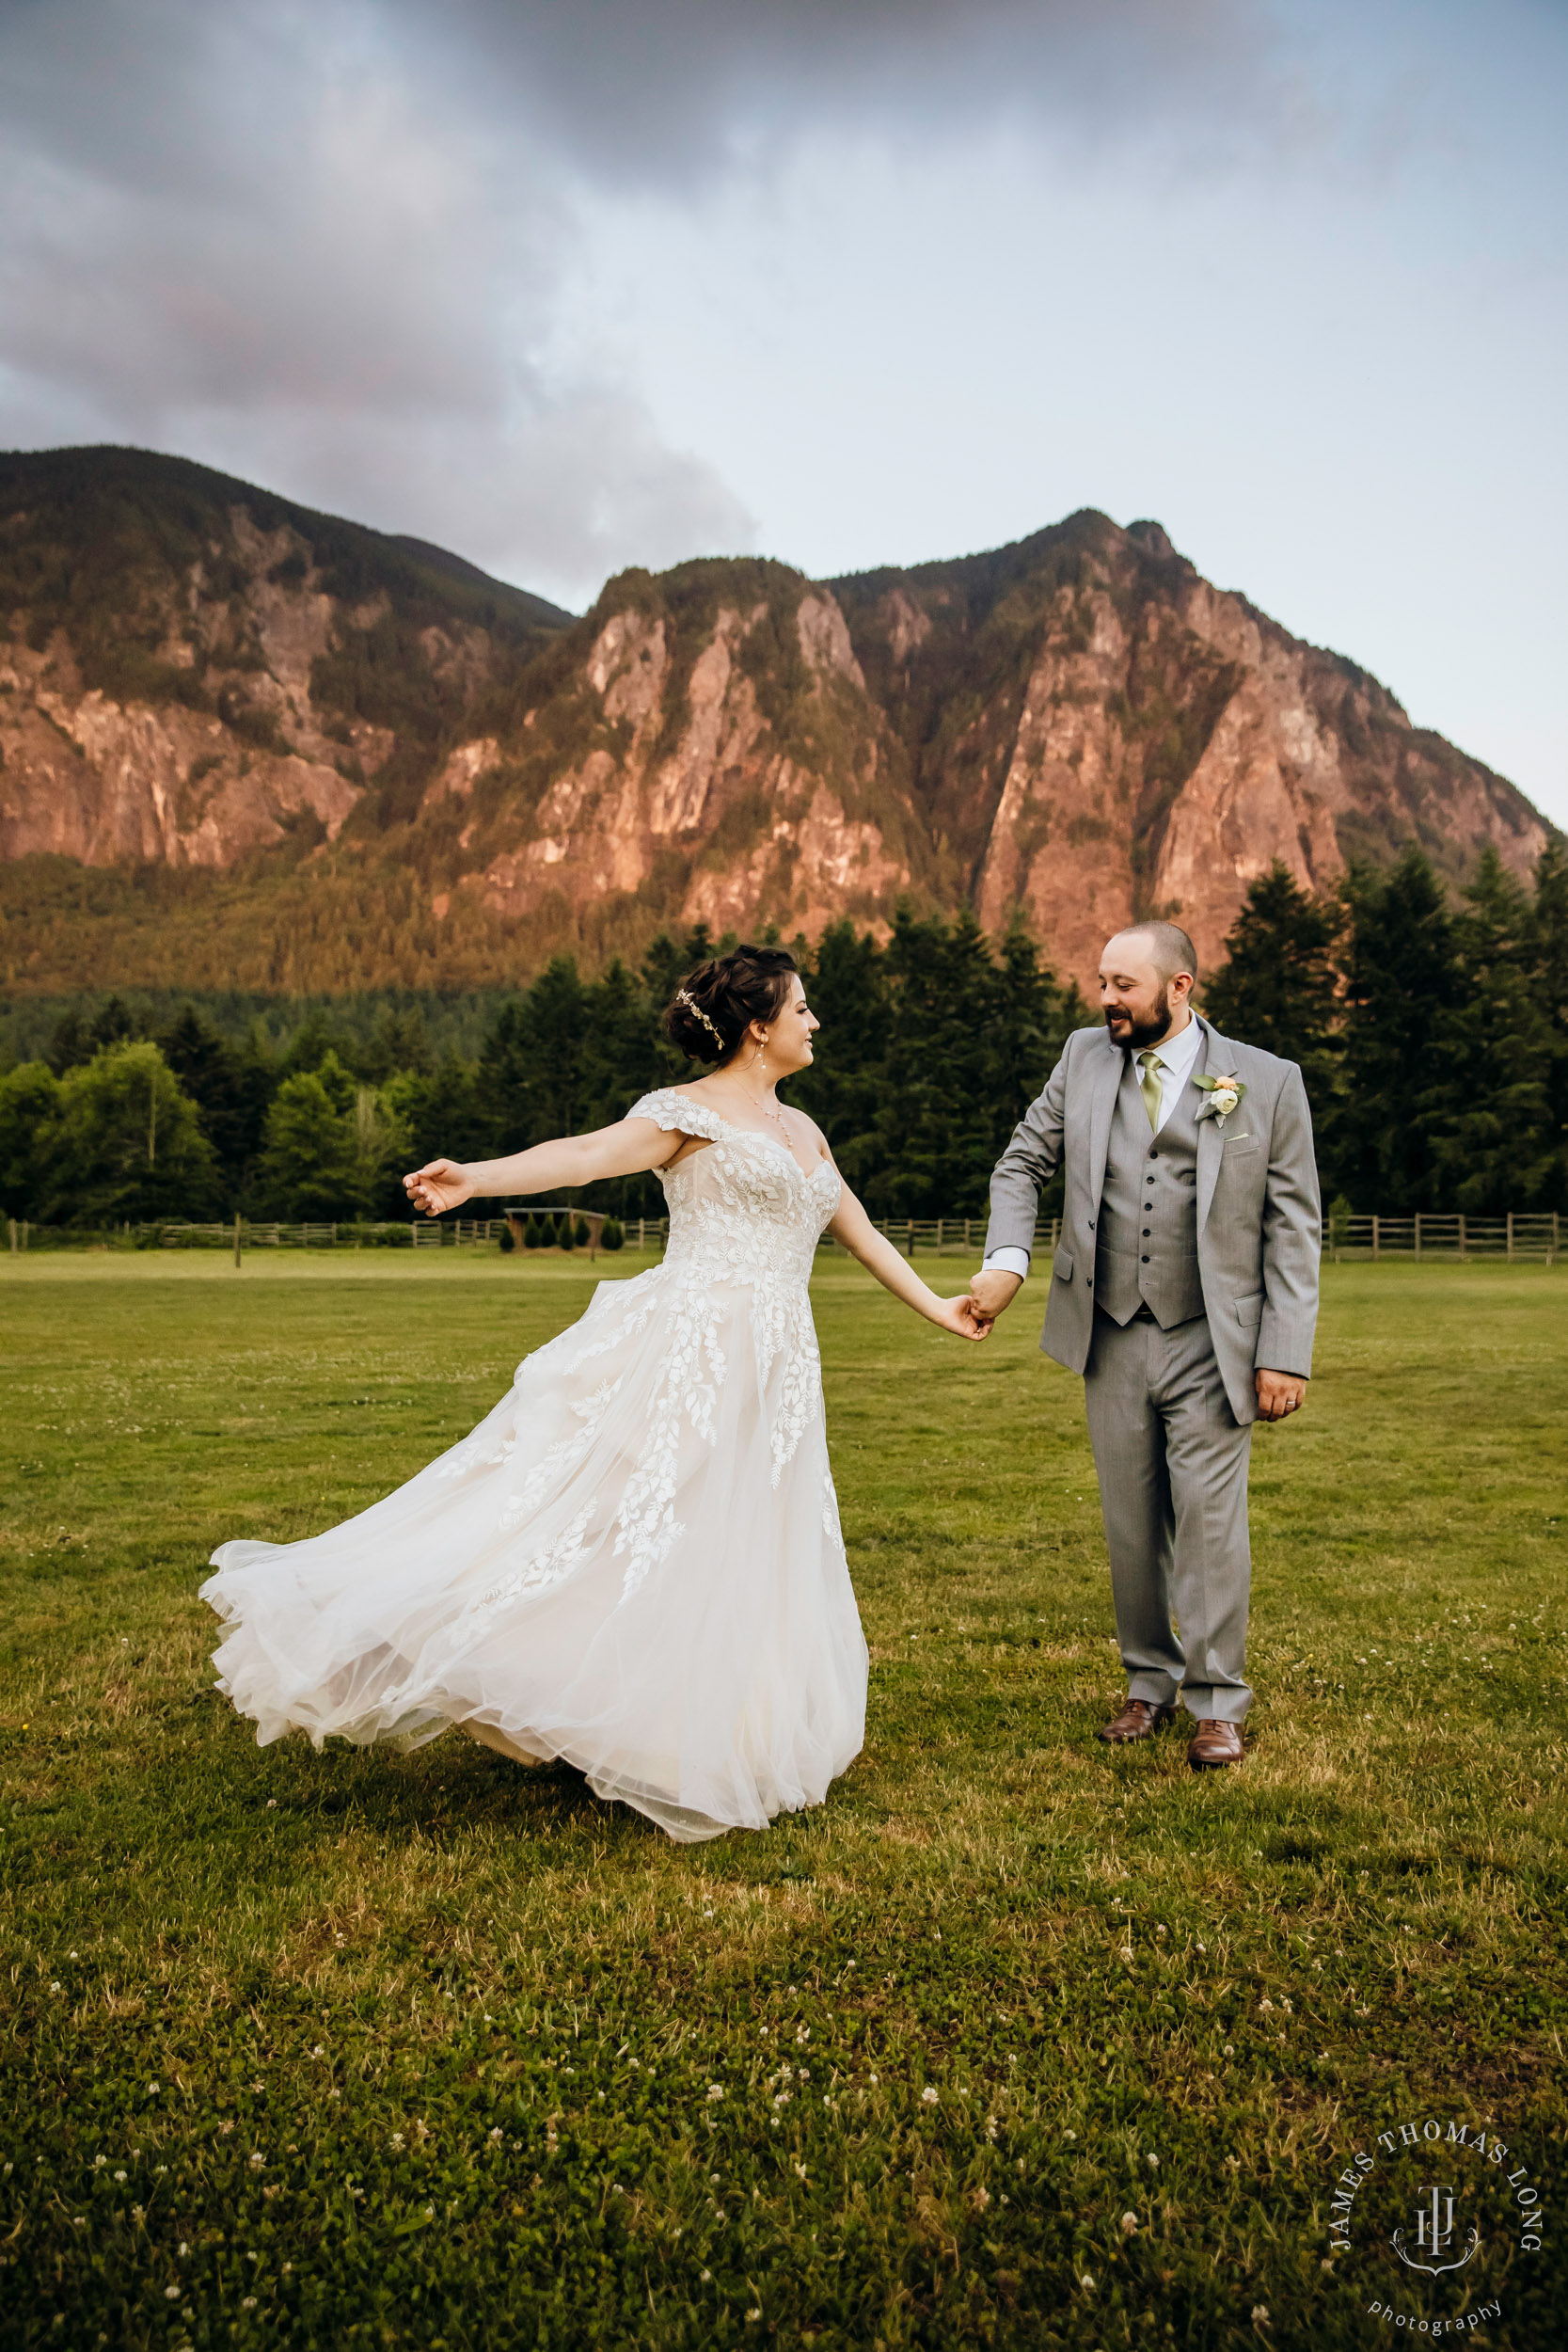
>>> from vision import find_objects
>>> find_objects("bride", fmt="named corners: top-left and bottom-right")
top-left (201, 945), bottom-right (989, 1842)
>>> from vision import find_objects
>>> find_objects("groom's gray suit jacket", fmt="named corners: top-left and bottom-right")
top-left (984, 1019), bottom-right (1321, 1425)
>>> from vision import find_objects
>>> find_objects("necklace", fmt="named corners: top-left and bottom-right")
top-left (721, 1073), bottom-right (789, 1136)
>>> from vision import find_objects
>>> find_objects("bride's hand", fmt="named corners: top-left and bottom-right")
top-left (933, 1294), bottom-right (992, 1341)
top-left (404, 1158), bottom-right (472, 1216)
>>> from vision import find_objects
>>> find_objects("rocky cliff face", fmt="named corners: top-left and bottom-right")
top-left (0, 451), bottom-right (1549, 995)
top-left (0, 446), bottom-right (566, 874)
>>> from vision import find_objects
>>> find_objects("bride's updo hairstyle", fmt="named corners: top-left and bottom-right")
top-left (663, 945), bottom-right (799, 1065)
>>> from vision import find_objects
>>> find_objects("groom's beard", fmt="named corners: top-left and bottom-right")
top-left (1105, 987), bottom-right (1174, 1053)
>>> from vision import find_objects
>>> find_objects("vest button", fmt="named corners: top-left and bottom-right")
top-left (1142, 1228), bottom-right (1151, 1236)
top-left (1141, 1254), bottom-right (1150, 1263)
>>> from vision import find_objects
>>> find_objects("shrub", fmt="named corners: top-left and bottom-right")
top-left (599, 1216), bottom-right (625, 1251)
top-left (499, 1222), bottom-right (515, 1253)
top-left (555, 1213), bottom-right (573, 1249)
top-left (573, 1215), bottom-right (591, 1248)
top-left (523, 1213), bottom-right (543, 1248)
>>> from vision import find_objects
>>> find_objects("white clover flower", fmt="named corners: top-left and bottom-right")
top-left (1145, 2153), bottom-right (1159, 2169)
top-left (242, 2296), bottom-right (257, 2310)
top-left (1259, 1999), bottom-right (1274, 2014)
top-left (1252, 2307), bottom-right (1271, 2328)
top-left (164, 2286), bottom-right (181, 2301)
top-left (973, 2187), bottom-right (990, 2210)
top-left (1080, 2274), bottom-right (1096, 2293)
top-left (93, 2154), bottom-right (106, 2169)
top-left (921, 2088), bottom-right (939, 2106)
top-left (114, 2170), bottom-right (126, 2183)
top-left (705, 2085), bottom-right (724, 2103)
top-left (49, 1981), bottom-right (62, 1994)
top-left (388, 2133), bottom-right (405, 2150)
top-left (1121, 2213), bottom-right (1138, 2235)
top-left (248, 2153), bottom-right (265, 2170)
top-left (488, 2128), bottom-right (503, 2143)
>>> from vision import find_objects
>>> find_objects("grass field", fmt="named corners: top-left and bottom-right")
top-left (2, 1252), bottom-right (1564, 2351)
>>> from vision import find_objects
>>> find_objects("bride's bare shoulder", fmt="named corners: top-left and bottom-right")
top-left (789, 1105), bottom-right (833, 1161)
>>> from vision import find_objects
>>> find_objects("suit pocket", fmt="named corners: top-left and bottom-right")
top-left (1233, 1291), bottom-right (1263, 1327)
top-left (1053, 1247), bottom-right (1074, 1283)
top-left (1222, 1134), bottom-right (1259, 1153)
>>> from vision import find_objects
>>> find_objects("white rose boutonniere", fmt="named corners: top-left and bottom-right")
top-left (1194, 1073), bottom-right (1247, 1125)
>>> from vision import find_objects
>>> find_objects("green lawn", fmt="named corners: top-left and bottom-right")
top-left (2, 1253), bottom-right (1563, 2351)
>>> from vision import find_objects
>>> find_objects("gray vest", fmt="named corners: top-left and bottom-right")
top-left (1093, 1056), bottom-right (1206, 1328)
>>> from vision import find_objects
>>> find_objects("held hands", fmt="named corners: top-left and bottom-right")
top-left (404, 1159), bottom-right (472, 1216)
top-left (967, 1267), bottom-right (1022, 1325)
top-left (933, 1294), bottom-right (993, 1342)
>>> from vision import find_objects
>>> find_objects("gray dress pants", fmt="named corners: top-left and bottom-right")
top-left (1083, 1308), bottom-right (1253, 1722)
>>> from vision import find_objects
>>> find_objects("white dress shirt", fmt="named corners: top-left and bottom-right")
top-left (981, 1013), bottom-right (1204, 1282)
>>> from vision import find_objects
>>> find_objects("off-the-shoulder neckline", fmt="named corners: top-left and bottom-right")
top-left (639, 1086), bottom-right (832, 1184)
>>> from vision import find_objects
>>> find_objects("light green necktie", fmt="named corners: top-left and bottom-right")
top-left (1137, 1049), bottom-right (1163, 1132)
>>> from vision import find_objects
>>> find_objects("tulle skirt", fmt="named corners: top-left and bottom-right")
top-left (200, 1264), bottom-right (868, 1841)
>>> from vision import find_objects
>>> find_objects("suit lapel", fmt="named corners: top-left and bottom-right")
top-left (1194, 1018), bottom-right (1228, 1231)
top-left (1087, 1034), bottom-right (1123, 1216)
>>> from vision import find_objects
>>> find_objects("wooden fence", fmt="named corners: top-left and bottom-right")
top-left (6, 1211), bottom-right (1563, 1263)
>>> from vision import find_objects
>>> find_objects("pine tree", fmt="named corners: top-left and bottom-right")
top-left (1430, 849), bottom-right (1557, 1212)
top-left (160, 1005), bottom-right (275, 1211)
top-left (1332, 850), bottom-right (1463, 1212)
top-left (1533, 841), bottom-right (1568, 1209)
top-left (254, 1070), bottom-right (362, 1220)
top-left (1203, 862), bottom-right (1341, 1105)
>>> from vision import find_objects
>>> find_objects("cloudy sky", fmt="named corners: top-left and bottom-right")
top-left (2, 0), bottom-right (1564, 821)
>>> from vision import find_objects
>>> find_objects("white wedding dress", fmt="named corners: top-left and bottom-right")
top-left (200, 1090), bottom-right (868, 1842)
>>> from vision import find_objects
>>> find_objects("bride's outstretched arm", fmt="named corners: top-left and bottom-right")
top-left (404, 1117), bottom-right (680, 1216)
top-left (828, 1182), bottom-right (990, 1341)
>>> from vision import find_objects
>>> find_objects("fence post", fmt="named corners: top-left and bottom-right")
top-left (1507, 1213), bottom-right (1514, 1263)
top-left (1415, 1213), bottom-right (1421, 1262)
top-left (1372, 1215), bottom-right (1380, 1261)
top-left (7, 1218), bottom-right (14, 1255)
top-left (233, 1212), bottom-right (242, 1270)
top-left (1554, 1213), bottom-right (1560, 1267)
top-left (907, 1220), bottom-right (915, 1259)
top-left (936, 1217), bottom-right (943, 1251)
top-left (1459, 1214), bottom-right (1466, 1262)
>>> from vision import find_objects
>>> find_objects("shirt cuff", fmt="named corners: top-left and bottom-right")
top-left (981, 1247), bottom-right (1031, 1281)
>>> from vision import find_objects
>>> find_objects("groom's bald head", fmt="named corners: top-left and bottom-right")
top-left (1102, 921), bottom-right (1198, 986)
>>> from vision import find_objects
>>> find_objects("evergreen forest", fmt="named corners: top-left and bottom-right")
top-left (2, 844), bottom-right (1564, 1232)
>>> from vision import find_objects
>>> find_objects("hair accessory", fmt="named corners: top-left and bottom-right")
top-left (674, 988), bottom-right (726, 1049)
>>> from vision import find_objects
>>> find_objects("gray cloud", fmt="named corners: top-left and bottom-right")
top-left (0, 0), bottom-right (1315, 599)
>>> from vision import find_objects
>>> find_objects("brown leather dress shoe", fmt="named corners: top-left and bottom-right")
top-left (1097, 1697), bottom-right (1176, 1743)
top-left (1187, 1718), bottom-right (1244, 1769)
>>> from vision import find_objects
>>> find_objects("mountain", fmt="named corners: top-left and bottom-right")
top-left (0, 448), bottom-right (1550, 996)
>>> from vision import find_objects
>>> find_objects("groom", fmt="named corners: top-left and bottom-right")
top-left (968, 922), bottom-right (1321, 1768)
